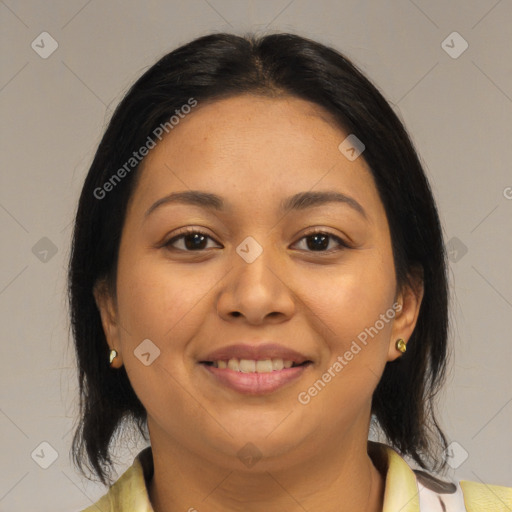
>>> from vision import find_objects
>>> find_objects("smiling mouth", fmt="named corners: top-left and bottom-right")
top-left (199, 358), bottom-right (313, 395)
top-left (200, 358), bottom-right (312, 373)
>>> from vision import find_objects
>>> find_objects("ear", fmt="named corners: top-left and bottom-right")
top-left (387, 267), bottom-right (424, 362)
top-left (93, 278), bottom-right (124, 368)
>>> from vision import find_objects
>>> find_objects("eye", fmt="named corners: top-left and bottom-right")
top-left (293, 230), bottom-right (350, 253)
top-left (163, 228), bottom-right (222, 252)
top-left (163, 228), bottom-right (350, 253)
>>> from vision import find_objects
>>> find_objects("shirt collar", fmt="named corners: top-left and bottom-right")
top-left (368, 441), bottom-right (421, 512)
top-left (108, 441), bottom-right (420, 512)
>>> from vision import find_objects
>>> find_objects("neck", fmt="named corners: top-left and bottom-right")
top-left (148, 422), bottom-right (385, 512)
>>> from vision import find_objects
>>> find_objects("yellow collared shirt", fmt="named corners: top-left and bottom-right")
top-left (81, 442), bottom-right (512, 511)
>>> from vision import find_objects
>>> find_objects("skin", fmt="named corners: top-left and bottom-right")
top-left (94, 94), bottom-right (423, 512)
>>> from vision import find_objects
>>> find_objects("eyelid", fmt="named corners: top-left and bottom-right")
top-left (162, 226), bottom-right (351, 253)
top-left (163, 227), bottom-right (222, 248)
top-left (292, 228), bottom-right (351, 251)
top-left (299, 227), bottom-right (348, 242)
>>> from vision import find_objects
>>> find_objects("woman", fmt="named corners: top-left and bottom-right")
top-left (69, 32), bottom-right (511, 511)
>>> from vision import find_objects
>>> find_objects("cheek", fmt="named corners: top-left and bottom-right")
top-left (115, 253), bottom-right (216, 343)
top-left (297, 251), bottom-right (396, 336)
top-left (292, 272), bottom-right (395, 425)
top-left (113, 253), bottom-right (227, 397)
top-left (113, 255), bottom-right (213, 425)
top-left (295, 251), bottom-right (396, 400)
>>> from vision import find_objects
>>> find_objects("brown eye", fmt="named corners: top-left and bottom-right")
top-left (294, 230), bottom-right (349, 253)
top-left (164, 230), bottom-right (221, 252)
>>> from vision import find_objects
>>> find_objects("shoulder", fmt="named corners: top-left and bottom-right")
top-left (415, 468), bottom-right (512, 512)
top-left (369, 441), bottom-right (512, 512)
top-left (78, 446), bottom-right (154, 512)
top-left (459, 479), bottom-right (512, 512)
top-left (80, 492), bottom-right (112, 512)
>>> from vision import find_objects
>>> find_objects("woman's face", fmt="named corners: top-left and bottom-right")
top-left (95, 94), bottom-right (422, 470)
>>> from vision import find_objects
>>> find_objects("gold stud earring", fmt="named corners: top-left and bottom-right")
top-left (395, 338), bottom-right (407, 353)
top-left (109, 349), bottom-right (118, 366)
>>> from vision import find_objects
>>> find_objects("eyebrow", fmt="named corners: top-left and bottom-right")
top-left (144, 190), bottom-right (367, 220)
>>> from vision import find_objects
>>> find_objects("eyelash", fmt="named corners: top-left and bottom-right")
top-left (163, 227), bottom-right (351, 254)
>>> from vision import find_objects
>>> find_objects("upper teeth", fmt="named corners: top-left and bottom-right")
top-left (211, 358), bottom-right (296, 373)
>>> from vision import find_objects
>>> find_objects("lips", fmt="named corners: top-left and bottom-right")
top-left (198, 343), bottom-right (313, 395)
top-left (199, 343), bottom-right (312, 365)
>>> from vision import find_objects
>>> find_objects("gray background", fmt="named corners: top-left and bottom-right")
top-left (1, 0), bottom-right (511, 510)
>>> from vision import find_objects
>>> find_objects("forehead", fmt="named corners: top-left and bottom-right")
top-left (129, 94), bottom-right (382, 220)
top-left (165, 94), bottom-right (345, 150)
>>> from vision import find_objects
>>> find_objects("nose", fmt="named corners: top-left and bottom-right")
top-left (216, 240), bottom-right (296, 325)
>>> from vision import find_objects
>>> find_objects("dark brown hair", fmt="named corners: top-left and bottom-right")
top-left (69, 31), bottom-right (449, 485)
